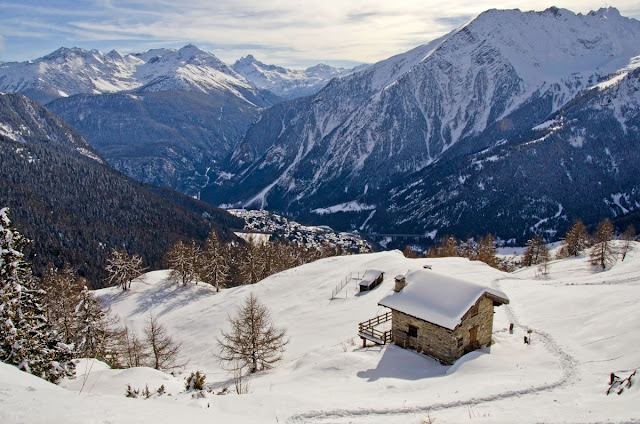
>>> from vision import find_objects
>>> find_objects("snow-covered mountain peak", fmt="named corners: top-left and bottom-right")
top-left (106, 49), bottom-right (124, 60)
top-left (0, 44), bottom-right (267, 104)
top-left (232, 56), bottom-right (355, 99)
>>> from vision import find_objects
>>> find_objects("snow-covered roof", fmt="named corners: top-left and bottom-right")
top-left (378, 269), bottom-right (509, 330)
top-left (359, 269), bottom-right (383, 288)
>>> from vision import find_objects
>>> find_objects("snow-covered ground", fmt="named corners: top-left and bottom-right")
top-left (2, 243), bottom-right (639, 423)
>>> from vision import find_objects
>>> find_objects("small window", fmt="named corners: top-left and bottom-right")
top-left (457, 338), bottom-right (463, 348)
top-left (470, 304), bottom-right (479, 317)
top-left (408, 325), bottom-right (418, 337)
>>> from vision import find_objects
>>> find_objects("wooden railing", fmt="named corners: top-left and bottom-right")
top-left (358, 311), bottom-right (393, 345)
top-left (358, 311), bottom-right (392, 330)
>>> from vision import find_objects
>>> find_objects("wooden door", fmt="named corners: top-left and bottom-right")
top-left (465, 326), bottom-right (479, 353)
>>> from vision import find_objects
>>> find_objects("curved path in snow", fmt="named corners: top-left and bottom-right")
top-left (286, 276), bottom-right (581, 423)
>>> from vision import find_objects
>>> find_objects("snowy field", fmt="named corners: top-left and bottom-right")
top-left (2, 243), bottom-right (639, 423)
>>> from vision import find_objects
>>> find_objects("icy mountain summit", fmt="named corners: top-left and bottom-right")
top-left (232, 54), bottom-right (360, 99)
top-left (0, 45), bottom-right (267, 105)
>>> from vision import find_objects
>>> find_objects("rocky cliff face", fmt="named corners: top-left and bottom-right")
top-left (206, 7), bottom-right (640, 242)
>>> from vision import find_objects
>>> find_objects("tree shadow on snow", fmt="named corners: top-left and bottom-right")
top-left (130, 281), bottom-right (216, 316)
top-left (356, 344), bottom-right (449, 382)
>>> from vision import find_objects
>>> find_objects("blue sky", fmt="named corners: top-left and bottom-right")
top-left (1, 1), bottom-right (639, 68)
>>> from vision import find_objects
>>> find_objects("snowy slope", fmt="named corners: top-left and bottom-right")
top-left (232, 55), bottom-right (358, 99)
top-left (3, 244), bottom-right (635, 422)
top-left (213, 7), bottom-right (640, 240)
top-left (0, 45), bottom-right (267, 105)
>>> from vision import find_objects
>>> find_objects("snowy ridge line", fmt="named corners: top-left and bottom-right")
top-left (286, 278), bottom-right (579, 423)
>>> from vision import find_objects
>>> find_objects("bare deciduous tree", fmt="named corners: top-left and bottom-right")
top-left (590, 219), bottom-right (617, 270)
top-left (197, 229), bottom-right (230, 291)
top-left (144, 314), bottom-right (183, 370)
top-left (166, 240), bottom-right (199, 285)
top-left (621, 224), bottom-right (635, 261)
top-left (119, 325), bottom-right (150, 368)
top-left (217, 293), bottom-right (289, 373)
top-left (105, 249), bottom-right (147, 290)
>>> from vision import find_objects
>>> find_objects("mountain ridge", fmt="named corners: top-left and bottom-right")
top-left (205, 7), bottom-right (640, 244)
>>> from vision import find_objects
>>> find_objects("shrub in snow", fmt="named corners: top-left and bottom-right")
top-left (186, 370), bottom-right (206, 391)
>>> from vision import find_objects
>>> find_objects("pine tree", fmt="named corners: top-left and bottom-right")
top-left (457, 235), bottom-right (476, 260)
top-left (590, 219), bottom-right (617, 270)
top-left (217, 293), bottom-right (288, 373)
top-left (0, 207), bottom-right (74, 383)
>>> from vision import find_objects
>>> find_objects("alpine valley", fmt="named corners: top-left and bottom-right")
top-left (2, 7), bottom-right (640, 246)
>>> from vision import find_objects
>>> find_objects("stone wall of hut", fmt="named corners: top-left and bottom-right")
top-left (391, 295), bottom-right (495, 365)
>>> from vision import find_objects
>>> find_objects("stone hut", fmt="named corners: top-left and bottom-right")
top-left (378, 269), bottom-right (509, 365)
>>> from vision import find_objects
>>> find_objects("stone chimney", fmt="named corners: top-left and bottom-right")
top-left (394, 275), bottom-right (406, 292)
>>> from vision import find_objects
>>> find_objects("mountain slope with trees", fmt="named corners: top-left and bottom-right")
top-left (0, 92), bottom-right (242, 286)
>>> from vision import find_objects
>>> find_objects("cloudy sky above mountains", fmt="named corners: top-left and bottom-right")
top-left (1, 0), bottom-right (639, 68)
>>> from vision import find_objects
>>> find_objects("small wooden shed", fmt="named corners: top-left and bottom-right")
top-left (378, 270), bottom-right (509, 364)
top-left (359, 269), bottom-right (384, 292)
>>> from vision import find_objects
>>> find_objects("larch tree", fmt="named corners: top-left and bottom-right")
top-left (197, 229), bottom-right (230, 291)
top-left (144, 313), bottom-right (183, 371)
top-left (166, 240), bottom-right (199, 285)
top-left (0, 207), bottom-right (75, 383)
top-left (476, 234), bottom-right (499, 268)
top-left (621, 224), bottom-right (635, 261)
top-left (240, 236), bottom-right (263, 285)
top-left (438, 235), bottom-right (459, 257)
top-left (522, 234), bottom-right (548, 267)
top-left (590, 218), bottom-right (617, 270)
top-left (560, 219), bottom-right (590, 258)
top-left (105, 249), bottom-right (147, 290)
top-left (74, 285), bottom-right (123, 365)
top-left (217, 293), bottom-right (289, 374)
top-left (41, 264), bottom-right (82, 346)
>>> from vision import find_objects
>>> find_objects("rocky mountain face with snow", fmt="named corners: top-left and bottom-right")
top-left (206, 7), bottom-right (640, 244)
top-left (0, 92), bottom-right (242, 285)
top-left (232, 55), bottom-right (361, 99)
top-left (0, 45), bottom-right (280, 195)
